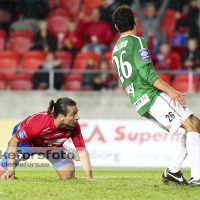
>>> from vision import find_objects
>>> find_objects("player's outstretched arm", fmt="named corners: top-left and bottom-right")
top-left (1, 135), bottom-right (19, 180)
top-left (153, 78), bottom-right (186, 107)
top-left (78, 148), bottom-right (94, 180)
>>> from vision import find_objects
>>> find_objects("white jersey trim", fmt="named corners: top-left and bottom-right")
top-left (120, 34), bottom-right (144, 48)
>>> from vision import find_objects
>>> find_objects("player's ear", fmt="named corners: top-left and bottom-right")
top-left (115, 25), bottom-right (119, 31)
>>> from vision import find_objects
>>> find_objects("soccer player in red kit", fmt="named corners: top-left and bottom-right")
top-left (0, 97), bottom-right (93, 180)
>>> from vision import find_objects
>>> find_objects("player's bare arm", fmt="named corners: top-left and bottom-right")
top-left (1, 135), bottom-right (19, 179)
top-left (78, 148), bottom-right (93, 180)
top-left (153, 78), bottom-right (186, 107)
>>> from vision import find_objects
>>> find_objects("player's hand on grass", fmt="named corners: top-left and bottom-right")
top-left (168, 89), bottom-right (186, 107)
top-left (1, 170), bottom-right (15, 180)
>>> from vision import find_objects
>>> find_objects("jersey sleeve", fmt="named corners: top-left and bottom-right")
top-left (134, 37), bottom-right (159, 85)
top-left (15, 116), bottom-right (41, 142)
top-left (71, 123), bottom-right (86, 151)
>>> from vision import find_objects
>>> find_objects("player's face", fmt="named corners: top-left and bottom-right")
top-left (61, 106), bottom-right (79, 127)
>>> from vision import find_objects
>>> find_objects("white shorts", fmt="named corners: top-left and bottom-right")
top-left (145, 92), bottom-right (193, 134)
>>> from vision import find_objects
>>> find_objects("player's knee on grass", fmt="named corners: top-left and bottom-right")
top-left (56, 163), bottom-right (75, 180)
top-left (180, 115), bottom-right (200, 133)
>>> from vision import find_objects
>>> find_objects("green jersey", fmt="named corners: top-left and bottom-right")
top-left (112, 34), bottom-right (162, 116)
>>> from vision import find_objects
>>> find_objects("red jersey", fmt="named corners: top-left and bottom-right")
top-left (15, 112), bottom-right (85, 152)
top-left (63, 32), bottom-right (83, 50)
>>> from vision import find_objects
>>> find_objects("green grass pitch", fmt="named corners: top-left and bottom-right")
top-left (0, 167), bottom-right (199, 200)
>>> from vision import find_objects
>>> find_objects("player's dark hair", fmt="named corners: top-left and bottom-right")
top-left (112, 5), bottom-right (135, 33)
top-left (47, 97), bottom-right (77, 118)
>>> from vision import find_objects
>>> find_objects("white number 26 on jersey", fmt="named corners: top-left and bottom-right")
top-left (112, 50), bottom-right (134, 96)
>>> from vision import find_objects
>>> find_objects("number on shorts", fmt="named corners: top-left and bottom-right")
top-left (166, 112), bottom-right (175, 122)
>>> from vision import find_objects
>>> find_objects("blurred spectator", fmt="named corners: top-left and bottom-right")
top-left (99, 0), bottom-right (113, 28)
top-left (178, 0), bottom-right (200, 46)
top-left (82, 58), bottom-right (95, 90)
top-left (15, 0), bottom-right (48, 20)
top-left (134, 0), bottom-right (169, 54)
top-left (78, 7), bottom-right (112, 58)
top-left (30, 19), bottom-right (57, 53)
top-left (155, 43), bottom-right (179, 70)
top-left (110, 0), bottom-right (133, 11)
top-left (9, 19), bottom-right (39, 34)
top-left (0, 1), bottom-right (13, 31)
top-left (32, 52), bottom-right (64, 90)
top-left (93, 59), bottom-right (116, 90)
top-left (181, 37), bottom-right (200, 70)
top-left (63, 19), bottom-right (83, 58)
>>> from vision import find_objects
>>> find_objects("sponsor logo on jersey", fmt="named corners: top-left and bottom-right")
top-left (17, 129), bottom-right (27, 139)
top-left (41, 127), bottom-right (51, 134)
top-left (138, 48), bottom-right (150, 61)
top-left (133, 94), bottom-right (150, 111)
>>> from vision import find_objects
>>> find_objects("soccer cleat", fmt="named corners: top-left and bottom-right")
top-left (162, 168), bottom-right (188, 185)
top-left (63, 144), bottom-right (80, 161)
top-left (189, 178), bottom-right (200, 186)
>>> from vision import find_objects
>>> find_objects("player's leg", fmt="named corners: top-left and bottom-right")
top-left (168, 133), bottom-right (187, 173)
top-left (47, 148), bottom-right (75, 180)
top-left (180, 116), bottom-right (200, 186)
top-left (168, 115), bottom-right (200, 177)
top-left (55, 161), bottom-right (75, 180)
top-left (146, 92), bottom-right (194, 185)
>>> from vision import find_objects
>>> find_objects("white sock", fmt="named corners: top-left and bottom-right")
top-left (186, 132), bottom-right (200, 180)
top-left (169, 133), bottom-right (188, 173)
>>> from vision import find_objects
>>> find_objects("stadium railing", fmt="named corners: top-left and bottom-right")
top-left (0, 69), bottom-right (199, 92)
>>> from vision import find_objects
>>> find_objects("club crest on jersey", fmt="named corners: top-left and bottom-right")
top-left (17, 129), bottom-right (27, 139)
top-left (66, 131), bottom-right (71, 136)
top-left (138, 48), bottom-right (150, 61)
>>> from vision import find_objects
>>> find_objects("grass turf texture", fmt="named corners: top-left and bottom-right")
top-left (0, 168), bottom-right (199, 200)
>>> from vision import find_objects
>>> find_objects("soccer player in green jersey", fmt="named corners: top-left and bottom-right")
top-left (112, 5), bottom-right (200, 186)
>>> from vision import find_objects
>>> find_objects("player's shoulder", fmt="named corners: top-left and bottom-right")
top-left (113, 34), bottom-right (146, 55)
top-left (25, 111), bottom-right (52, 126)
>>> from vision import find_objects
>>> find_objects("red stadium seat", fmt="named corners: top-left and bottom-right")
top-left (0, 57), bottom-right (18, 80)
top-left (22, 51), bottom-right (45, 60)
top-left (63, 80), bottom-right (82, 90)
top-left (172, 74), bottom-right (199, 92)
top-left (0, 50), bottom-right (20, 60)
top-left (10, 79), bottom-right (33, 90)
top-left (48, 8), bottom-right (70, 17)
top-left (103, 51), bottom-right (115, 70)
top-left (74, 51), bottom-right (99, 70)
top-left (59, 0), bottom-right (81, 15)
top-left (65, 73), bottom-right (82, 82)
top-left (171, 46), bottom-right (188, 55)
top-left (8, 36), bottom-right (32, 55)
top-left (47, 14), bottom-right (69, 38)
top-left (55, 51), bottom-right (72, 69)
top-left (11, 73), bottom-right (31, 81)
top-left (21, 58), bottom-right (44, 78)
top-left (84, 0), bottom-right (103, 11)
top-left (0, 29), bottom-right (7, 51)
top-left (0, 80), bottom-right (6, 90)
top-left (160, 9), bottom-right (177, 41)
top-left (157, 73), bottom-right (171, 85)
top-left (9, 30), bottom-right (33, 39)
